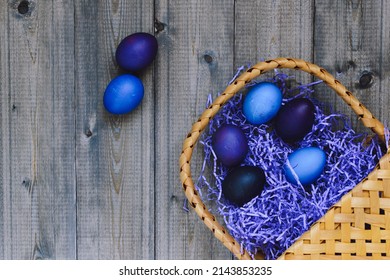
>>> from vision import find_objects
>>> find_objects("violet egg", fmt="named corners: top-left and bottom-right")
top-left (103, 74), bottom-right (144, 114)
top-left (243, 82), bottom-right (283, 125)
top-left (222, 166), bottom-right (266, 207)
top-left (275, 98), bottom-right (316, 143)
top-left (212, 124), bottom-right (248, 167)
top-left (284, 147), bottom-right (326, 186)
top-left (115, 32), bottom-right (158, 72)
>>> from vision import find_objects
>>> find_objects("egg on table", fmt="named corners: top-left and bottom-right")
top-left (275, 98), bottom-right (316, 143)
top-left (212, 124), bottom-right (248, 167)
top-left (103, 74), bottom-right (144, 114)
top-left (222, 166), bottom-right (266, 207)
top-left (115, 32), bottom-right (158, 72)
top-left (243, 82), bottom-right (283, 125)
top-left (284, 146), bottom-right (327, 186)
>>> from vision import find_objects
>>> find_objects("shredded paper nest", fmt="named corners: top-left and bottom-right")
top-left (195, 71), bottom-right (385, 259)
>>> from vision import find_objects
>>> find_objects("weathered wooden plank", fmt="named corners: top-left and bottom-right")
top-left (0, 0), bottom-right (10, 260)
top-left (0, 0), bottom-right (76, 259)
top-left (74, 0), bottom-right (155, 259)
top-left (155, 0), bottom-right (235, 259)
top-left (380, 0), bottom-right (390, 128)
top-left (235, 0), bottom-right (314, 83)
top-left (313, 0), bottom-right (384, 133)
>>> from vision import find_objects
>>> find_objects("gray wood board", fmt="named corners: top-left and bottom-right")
top-left (313, 0), bottom-right (387, 133)
top-left (74, 0), bottom-right (155, 259)
top-left (235, 0), bottom-right (314, 81)
top-left (1, 0), bottom-right (389, 260)
top-left (0, 1), bottom-right (76, 259)
top-left (154, 0), bottom-right (235, 260)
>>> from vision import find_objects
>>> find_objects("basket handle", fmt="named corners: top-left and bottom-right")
top-left (179, 57), bottom-right (386, 260)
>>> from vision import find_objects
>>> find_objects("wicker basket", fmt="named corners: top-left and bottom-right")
top-left (179, 57), bottom-right (390, 260)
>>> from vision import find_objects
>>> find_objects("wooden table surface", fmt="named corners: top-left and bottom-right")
top-left (1, 0), bottom-right (389, 259)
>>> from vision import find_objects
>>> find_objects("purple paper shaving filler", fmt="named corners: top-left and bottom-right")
top-left (194, 68), bottom-right (384, 259)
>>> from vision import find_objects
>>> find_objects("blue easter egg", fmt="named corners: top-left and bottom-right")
top-left (115, 32), bottom-right (158, 72)
top-left (284, 147), bottom-right (327, 186)
top-left (103, 74), bottom-right (144, 114)
top-left (243, 82), bottom-right (283, 125)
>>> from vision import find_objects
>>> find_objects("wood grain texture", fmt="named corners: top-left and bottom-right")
top-left (154, 0), bottom-right (235, 259)
top-left (0, 0), bottom-right (76, 259)
top-left (0, 0), bottom-right (389, 260)
top-left (75, 0), bottom-right (155, 259)
top-left (380, 0), bottom-right (390, 126)
top-left (313, 0), bottom-right (385, 133)
top-left (0, 1), bottom-right (9, 260)
top-left (235, 0), bottom-right (314, 82)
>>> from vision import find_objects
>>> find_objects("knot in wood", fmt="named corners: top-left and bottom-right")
top-left (359, 71), bottom-right (374, 89)
top-left (17, 0), bottom-right (29, 15)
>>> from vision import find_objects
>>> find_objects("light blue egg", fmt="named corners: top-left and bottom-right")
top-left (243, 82), bottom-right (282, 125)
top-left (284, 147), bottom-right (327, 186)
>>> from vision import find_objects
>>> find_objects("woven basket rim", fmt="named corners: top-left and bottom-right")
top-left (179, 57), bottom-right (388, 260)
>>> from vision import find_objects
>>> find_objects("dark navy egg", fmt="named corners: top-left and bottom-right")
top-left (103, 74), bottom-right (144, 114)
top-left (115, 32), bottom-right (158, 72)
top-left (222, 166), bottom-right (266, 207)
top-left (212, 124), bottom-right (248, 167)
top-left (275, 98), bottom-right (315, 143)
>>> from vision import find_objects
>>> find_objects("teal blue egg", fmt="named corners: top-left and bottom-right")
top-left (243, 82), bottom-right (283, 125)
top-left (284, 147), bottom-right (326, 186)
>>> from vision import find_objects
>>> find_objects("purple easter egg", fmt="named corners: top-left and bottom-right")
top-left (115, 32), bottom-right (158, 72)
top-left (275, 98), bottom-right (316, 143)
top-left (212, 124), bottom-right (249, 167)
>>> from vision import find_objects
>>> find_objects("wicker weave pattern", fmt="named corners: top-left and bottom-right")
top-left (279, 151), bottom-right (390, 260)
top-left (179, 57), bottom-right (389, 260)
